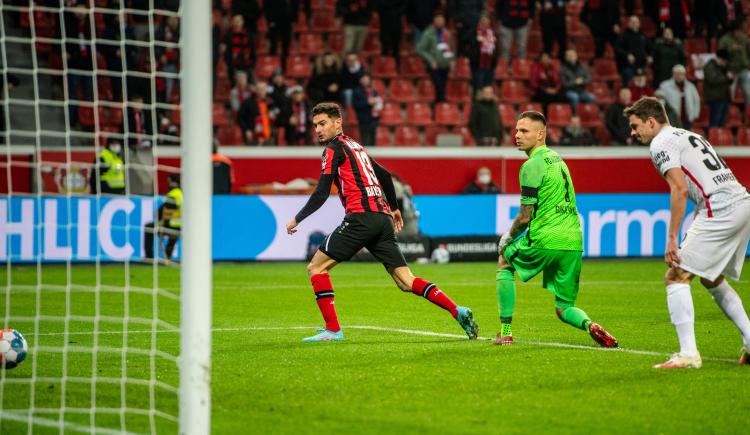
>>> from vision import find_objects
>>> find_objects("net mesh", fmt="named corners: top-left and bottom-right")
top-left (1, 1), bottom-right (182, 433)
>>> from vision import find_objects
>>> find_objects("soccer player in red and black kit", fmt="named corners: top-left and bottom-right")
top-left (286, 102), bottom-right (479, 342)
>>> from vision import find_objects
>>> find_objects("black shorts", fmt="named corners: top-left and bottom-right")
top-left (319, 212), bottom-right (407, 269)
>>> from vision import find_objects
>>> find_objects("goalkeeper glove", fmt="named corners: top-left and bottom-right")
top-left (498, 232), bottom-right (512, 255)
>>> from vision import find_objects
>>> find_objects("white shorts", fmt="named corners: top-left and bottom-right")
top-left (679, 198), bottom-right (750, 281)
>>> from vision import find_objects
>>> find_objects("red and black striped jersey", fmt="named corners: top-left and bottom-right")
top-left (321, 134), bottom-right (392, 215)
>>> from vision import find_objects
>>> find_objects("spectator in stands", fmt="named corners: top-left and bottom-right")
top-left (470, 14), bottom-right (497, 91)
top-left (539, 0), bottom-right (567, 60)
top-left (704, 49), bottom-right (733, 128)
top-left (0, 74), bottom-right (19, 144)
top-left (100, 12), bottom-right (137, 101)
top-left (462, 166), bottom-right (500, 194)
top-left (560, 48), bottom-right (595, 111)
top-left (265, 0), bottom-right (293, 66)
top-left (530, 52), bottom-right (565, 111)
top-left (341, 52), bottom-right (366, 107)
top-left (127, 94), bottom-right (153, 148)
top-left (629, 68), bottom-right (655, 101)
top-left (559, 115), bottom-right (597, 146)
top-left (212, 141), bottom-right (235, 194)
top-left (495, 0), bottom-right (534, 64)
top-left (238, 81), bottom-right (278, 145)
top-left (336, 0), bottom-right (373, 55)
top-left (451, 0), bottom-right (485, 58)
top-left (468, 85), bottom-right (502, 146)
top-left (232, 0), bottom-right (260, 65)
top-left (417, 13), bottom-right (455, 103)
top-left (377, 0), bottom-right (405, 59)
top-left (62, 5), bottom-right (94, 128)
top-left (580, 0), bottom-right (620, 58)
top-left (279, 85), bottom-right (312, 145)
top-left (656, 0), bottom-right (690, 40)
top-left (651, 27), bottom-right (685, 88)
top-left (90, 137), bottom-right (126, 195)
top-left (718, 21), bottom-right (750, 103)
top-left (155, 15), bottom-right (180, 103)
top-left (157, 110), bottom-right (179, 146)
top-left (692, 1), bottom-right (744, 51)
top-left (308, 52), bottom-right (343, 104)
top-left (615, 16), bottom-right (652, 86)
top-left (606, 88), bottom-right (633, 145)
top-left (406, 0), bottom-right (440, 48)
top-left (230, 70), bottom-right (253, 114)
top-left (352, 73), bottom-right (383, 146)
top-left (657, 64), bottom-right (701, 130)
top-left (268, 69), bottom-right (290, 110)
top-left (224, 15), bottom-right (253, 85)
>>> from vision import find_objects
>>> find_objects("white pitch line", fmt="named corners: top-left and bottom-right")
top-left (31, 325), bottom-right (738, 363)
top-left (0, 411), bottom-right (141, 435)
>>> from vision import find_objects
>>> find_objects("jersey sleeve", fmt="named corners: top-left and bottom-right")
top-left (650, 135), bottom-right (681, 176)
top-left (519, 157), bottom-right (545, 205)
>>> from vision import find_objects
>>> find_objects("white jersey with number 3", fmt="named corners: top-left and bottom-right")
top-left (649, 126), bottom-right (749, 217)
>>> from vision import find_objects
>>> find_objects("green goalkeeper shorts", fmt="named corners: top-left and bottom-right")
top-left (503, 239), bottom-right (582, 309)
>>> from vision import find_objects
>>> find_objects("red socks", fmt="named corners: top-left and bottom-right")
top-left (412, 277), bottom-right (458, 318)
top-left (311, 273), bottom-right (340, 332)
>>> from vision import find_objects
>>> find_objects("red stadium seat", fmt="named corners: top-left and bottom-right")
top-left (310, 12), bottom-right (337, 33)
top-left (389, 79), bottom-right (418, 103)
top-left (499, 103), bottom-right (517, 127)
top-left (577, 103), bottom-right (601, 128)
top-left (726, 104), bottom-right (743, 128)
top-left (406, 102), bottom-right (433, 127)
top-left (424, 126), bottom-right (448, 146)
top-left (500, 80), bottom-right (528, 104)
top-left (255, 56), bottom-right (281, 79)
top-left (495, 61), bottom-right (510, 80)
top-left (78, 105), bottom-right (100, 129)
top-left (400, 55), bottom-right (427, 79)
top-left (293, 12), bottom-right (308, 33)
top-left (595, 126), bottom-right (612, 145)
top-left (327, 33), bottom-right (344, 52)
top-left (450, 57), bottom-right (472, 81)
top-left (344, 105), bottom-right (359, 127)
top-left (361, 34), bottom-right (381, 57)
top-left (375, 126), bottom-right (393, 145)
top-left (379, 102), bottom-right (403, 126)
top-left (285, 55), bottom-right (313, 79)
top-left (435, 102), bottom-right (462, 126)
top-left (394, 125), bottom-right (420, 145)
top-left (566, 16), bottom-right (590, 38)
top-left (212, 103), bottom-right (229, 127)
top-left (511, 58), bottom-right (533, 80)
top-left (684, 38), bottom-right (708, 55)
top-left (546, 103), bottom-right (572, 127)
top-left (708, 127), bottom-right (734, 146)
top-left (416, 79), bottom-right (436, 102)
top-left (297, 33), bottom-right (324, 56)
top-left (547, 126), bottom-right (563, 144)
top-left (214, 78), bottom-right (231, 103)
top-left (573, 37), bottom-right (595, 60)
top-left (589, 81), bottom-right (614, 105)
top-left (693, 105), bottom-right (710, 129)
top-left (519, 102), bottom-right (543, 113)
top-left (736, 128), bottom-right (750, 146)
top-left (462, 103), bottom-right (472, 125)
top-left (371, 56), bottom-right (398, 79)
top-left (593, 59), bottom-right (620, 83)
top-left (446, 80), bottom-right (471, 104)
top-left (372, 79), bottom-right (387, 98)
top-left (217, 125), bottom-right (244, 145)
top-left (107, 106), bottom-right (124, 128)
top-left (457, 126), bottom-right (476, 146)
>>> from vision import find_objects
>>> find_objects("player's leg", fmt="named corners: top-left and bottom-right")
top-left (702, 274), bottom-right (750, 365)
top-left (653, 266), bottom-right (702, 368)
top-left (495, 251), bottom-right (515, 345)
top-left (143, 222), bottom-right (155, 259)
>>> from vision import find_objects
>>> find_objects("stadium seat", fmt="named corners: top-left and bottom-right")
top-left (546, 103), bottom-right (572, 127)
top-left (519, 102), bottom-right (543, 113)
top-left (446, 80), bottom-right (471, 104)
top-left (462, 103), bottom-right (472, 125)
top-left (525, 32), bottom-right (543, 57)
top-left (371, 56), bottom-right (398, 79)
top-left (547, 126), bottom-right (563, 144)
top-left (400, 56), bottom-right (428, 79)
top-left (372, 79), bottom-right (387, 98)
top-left (499, 103), bottom-right (517, 127)
top-left (500, 80), bottom-right (528, 104)
top-left (327, 32), bottom-right (344, 53)
top-left (379, 102), bottom-right (403, 126)
top-left (212, 103), bottom-right (229, 127)
top-left (574, 37), bottom-right (595, 60)
top-left (595, 126), bottom-right (612, 145)
top-left (684, 38), bottom-right (708, 55)
top-left (708, 127), bottom-right (734, 146)
top-left (435, 102), bottom-right (462, 126)
top-left (297, 33), bottom-right (324, 56)
top-left (693, 105), bottom-right (710, 129)
top-left (449, 57), bottom-right (472, 80)
top-left (393, 125), bottom-right (420, 145)
top-left (97, 76), bottom-right (114, 101)
top-left (217, 125), bottom-right (244, 145)
top-left (77, 105), bottom-right (100, 129)
top-left (726, 104), bottom-right (743, 128)
top-left (736, 128), bottom-right (750, 146)
top-left (416, 79), bottom-right (436, 102)
top-left (107, 106), bottom-right (124, 128)
top-left (566, 16), bottom-right (590, 38)
top-left (577, 103), bottom-right (601, 128)
top-left (214, 78), bottom-right (231, 103)
top-left (593, 59), bottom-right (620, 82)
top-left (310, 12), bottom-right (337, 33)
top-left (375, 126), bottom-right (393, 146)
top-left (406, 102), bottom-right (433, 127)
top-left (170, 109), bottom-right (181, 126)
top-left (502, 127), bottom-right (517, 146)
top-left (424, 126), bottom-right (449, 146)
top-left (389, 79), bottom-right (418, 103)
top-left (457, 126), bottom-right (476, 146)
top-left (293, 12), bottom-right (308, 33)
top-left (589, 81), bottom-right (614, 105)
top-left (254, 56), bottom-right (281, 79)
top-left (494, 61), bottom-right (510, 80)
top-left (510, 58), bottom-right (533, 80)
top-left (361, 34), bottom-right (381, 57)
top-left (285, 55), bottom-right (313, 79)
top-left (344, 105), bottom-right (359, 127)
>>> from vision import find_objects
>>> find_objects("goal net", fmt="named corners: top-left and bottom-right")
top-left (0, 1), bottom-right (211, 433)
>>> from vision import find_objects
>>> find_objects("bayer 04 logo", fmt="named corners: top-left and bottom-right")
top-left (0, 328), bottom-right (28, 369)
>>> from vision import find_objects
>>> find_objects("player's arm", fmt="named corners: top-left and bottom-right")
top-left (287, 147), bottom-right (341, 234)
top-left (663, 167), bottom-right (688, 266)
top-left (371, 158), bottom-right (403, 233)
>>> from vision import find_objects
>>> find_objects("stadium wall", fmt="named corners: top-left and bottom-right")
top-left (4, 193), bottom-right (747, 263)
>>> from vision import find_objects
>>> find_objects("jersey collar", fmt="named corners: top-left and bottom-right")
top-left (528, 144), bottom-right (548, 158)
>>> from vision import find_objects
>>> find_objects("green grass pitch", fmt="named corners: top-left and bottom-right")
top-left (2, 259), bottom-right (750, 434)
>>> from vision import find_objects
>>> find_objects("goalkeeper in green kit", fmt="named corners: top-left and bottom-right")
top-left (494, 111), bottom-right (618, 348)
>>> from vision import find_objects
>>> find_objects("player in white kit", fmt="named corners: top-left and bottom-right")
top-left (625, 97), bottom-right (750, 368)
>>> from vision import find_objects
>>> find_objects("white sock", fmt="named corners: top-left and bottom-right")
top-left (707, 280), bottom-right (750, 347)
top-left (666, 283), bottom-right (698, 356)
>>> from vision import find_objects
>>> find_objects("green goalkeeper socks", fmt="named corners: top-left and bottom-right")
top-left (560, 307), bottom-right (591, 331)
top-left (496, 269), bottom-right (516, 327)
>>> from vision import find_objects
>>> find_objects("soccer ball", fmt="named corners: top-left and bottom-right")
top-left (0, 328), bottom-right (28, 369)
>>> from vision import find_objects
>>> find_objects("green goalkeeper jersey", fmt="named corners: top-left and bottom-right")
top-left (519, 145), bottom-right (583, 251)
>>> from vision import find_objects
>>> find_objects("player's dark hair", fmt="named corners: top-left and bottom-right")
top-left (518, 111), bottom-right (546, 126)
top-left (167, 172), bottom-right (180, 186)
top-left (623, 96), bottom-right (668, 124)
top-left (311, 102), bottom-right (342, 120)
